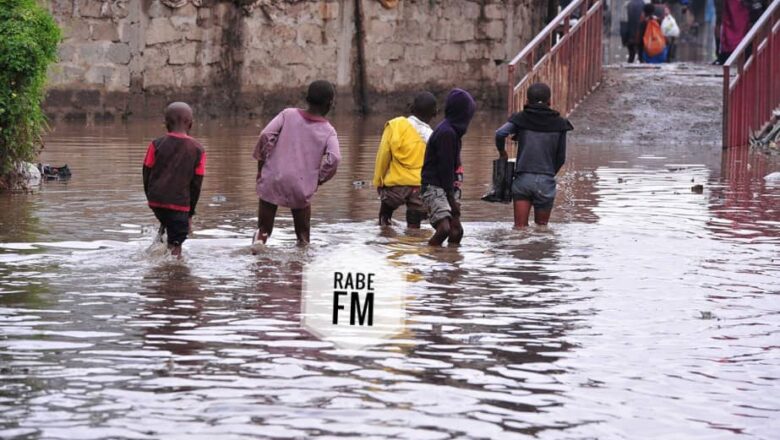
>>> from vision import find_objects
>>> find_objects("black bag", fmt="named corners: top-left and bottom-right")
top-left (38, 163), bottom-right (72, 180)
top-left (481, 158), bottom-right (515, 203)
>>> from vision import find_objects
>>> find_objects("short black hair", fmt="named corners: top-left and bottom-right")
top-left (164, 101), bottom-right (193, 130)
top-left (527, 83), bottom-right (551, 104)
top-left (306, 80), bottom-right (335, 107)
top-left (411, 91), bottom-right (437, 116)
top-left (643, 3), bottom-right (655, 15)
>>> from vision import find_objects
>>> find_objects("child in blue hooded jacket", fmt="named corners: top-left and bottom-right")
top-left (420, 88), bottom-right (476, 246)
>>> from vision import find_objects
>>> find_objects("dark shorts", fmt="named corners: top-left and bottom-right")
top-left (421, 184), bottom-right (457, 226)
top-left (152, 208), bottom-right (189, 246)
top-left (380, 186), bottom-right (425, 213)
top-left (511, 173), bottom-right (557, 210)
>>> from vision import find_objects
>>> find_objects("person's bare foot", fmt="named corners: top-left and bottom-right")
top-left (251, 230), bottom-right (268, 255)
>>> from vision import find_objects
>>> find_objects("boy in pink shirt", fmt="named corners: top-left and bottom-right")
top-left (252, 80), bottom-right (341, 247)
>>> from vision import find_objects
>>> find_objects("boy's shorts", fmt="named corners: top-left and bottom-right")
top-left (421, 184), bottom-right (454, 226)
top-left (511, 173), bottom-right (557, 210)
top-left (152, 208), bottom-right (190, 246)
top-left (380, 186), bottom-right (425, 213)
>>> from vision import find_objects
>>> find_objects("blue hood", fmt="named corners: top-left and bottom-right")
top-left (444, 88), bottom-right (476, 136)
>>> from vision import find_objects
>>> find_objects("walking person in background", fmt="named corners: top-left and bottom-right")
top-left (142, 102), bottom-right (206, 258)
top-left (717, 0), bottom-right (751, 64)
top-left (494, 83), bottom-right (572, 229)
top-left (639, 2), bottom-right (669, 63)
top-left (373, 92), bottom-right (437, 229)
top-left (420, 89), bottom-right (475, 246)
top-left (251, 80), bottom-right (341, 248)
top-left (622, 0), bottom-right (646, 63)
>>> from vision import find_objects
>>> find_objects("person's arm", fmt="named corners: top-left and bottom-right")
top-left (142, 141), bottom-right (155, 196)
top-left (189, 150), bottom-right (206, 216)
top-left (555, 132), bottom-right (567, 174)
top-left (318, 134), bottom-right (341, 185)
top-left (253, 111), bottom-right (286, 167)
top-left (495, 122), bottom-right (516, 159)
top-left (372, 122), bottom-right (393, 188)
top-left (436, 131), bottom-right (458, 194)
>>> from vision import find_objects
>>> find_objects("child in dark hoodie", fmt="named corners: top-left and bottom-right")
top-left (420, 88), bottom-right (476, 246)
top-left (495, 83), bottom-right (572, 228)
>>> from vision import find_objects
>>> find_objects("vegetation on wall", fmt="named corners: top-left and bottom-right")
top-left (0, 0), bottom-right (61, 178)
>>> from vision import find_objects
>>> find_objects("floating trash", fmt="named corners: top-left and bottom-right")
top-left (764, 172), bottom-right (780, 181)
top-left (665, 164), bottom-right (706, 172)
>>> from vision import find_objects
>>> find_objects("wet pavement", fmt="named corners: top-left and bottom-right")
top-left (1, 114), bottom-right (779, 439)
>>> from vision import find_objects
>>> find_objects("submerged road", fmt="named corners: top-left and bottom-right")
top-left (570, 64), bottom-right (724, 146)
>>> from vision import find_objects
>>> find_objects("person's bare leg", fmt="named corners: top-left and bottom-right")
top-left (533, 208), bottom-right (552, 226)
top-left (170, 244), bottom-right (182, 258)
top-left (428, 218), bottom-right (451, 246)
top-left (291, 205), bottom-right (311, 245)
top-left (405, 208), bottom-right (423, 229)
top-left (379, 202), bottom-right (395, 226)
top-left (256, 199), bottom-right (278, 244)
top-left (448, 216), bottom-right (463, 244)
top-left (513, 199), bottom-right (532, 229)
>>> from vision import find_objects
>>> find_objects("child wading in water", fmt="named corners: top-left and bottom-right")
top-left (372, 91), bottom-right (437, 228)
top-left (252, 80), bottom-right (341, 248)
top-left (420, 88), bottom-right (476, 246)
top-left (494, 83), bottom-right (572, 228)
top-left (142, 102), bottom-right (206, 257)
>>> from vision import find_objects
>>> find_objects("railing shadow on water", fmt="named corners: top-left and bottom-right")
top-left (507, 0), bottom-right (604, 116)
top-left (723, 0), bottom-right (780, 148)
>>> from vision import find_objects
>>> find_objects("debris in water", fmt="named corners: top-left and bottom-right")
top-left (699, 311), bottom-right (718, 320)
top-left (691, 184), bottom-right (704, 194)
top-left (618, 177), bottom-right (624, 183)
top-left (212, 195), bottom-right (227, 202)
top-left (665, 164), bottom-right (706, 172)
top-left (352, 180), bottom-right (367, 188)
top-left (38, 163), bottom-right (72, 180)
top-left (764, 172), bottom-right (780, 181)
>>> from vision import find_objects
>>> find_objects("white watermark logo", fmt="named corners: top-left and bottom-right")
top-left (302, 245), bottom-right (407, 349)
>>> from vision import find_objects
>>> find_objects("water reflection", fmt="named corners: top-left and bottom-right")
top-left (0, 115), bottom-right (778, 438)
top-left (140, 263), bottom-right (207, 357)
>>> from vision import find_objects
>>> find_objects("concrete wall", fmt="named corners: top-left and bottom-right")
top-left (45, 0), bottom-right (547, 122)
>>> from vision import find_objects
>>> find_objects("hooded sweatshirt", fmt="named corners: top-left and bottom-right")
top-left (495, 103), bottom-right (573, 176)
top-left (421, 89), bottom-right (476, 193)
top-left (372, 115), bottom-right (431, 188)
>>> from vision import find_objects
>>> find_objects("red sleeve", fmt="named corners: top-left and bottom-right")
top-left (143, 142), bottom-right (155, 168)
top-left (195, 151), bottom-right (206, 176)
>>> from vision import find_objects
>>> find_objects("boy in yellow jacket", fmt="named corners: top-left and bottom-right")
top-left (373, 92), bottom-right (437, 228)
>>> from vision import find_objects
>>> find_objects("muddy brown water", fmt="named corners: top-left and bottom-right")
top-left (1, 113), bottom-right (779, 439)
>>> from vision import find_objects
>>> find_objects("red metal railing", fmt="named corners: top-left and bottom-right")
top-left (723, 0), bottom-right (780, 148)
top-left (507, 0), bottom-right (604, 116)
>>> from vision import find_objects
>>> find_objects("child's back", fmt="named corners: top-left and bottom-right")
top-left (144, 132), bottom-right (205, 211)
top-left (255, 107), bottom-right (338, 209)
top-left (143, 102), bottom-right (205, 256)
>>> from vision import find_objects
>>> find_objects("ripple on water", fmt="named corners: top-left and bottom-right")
top-left (1, 120), bottom-right (779, 438)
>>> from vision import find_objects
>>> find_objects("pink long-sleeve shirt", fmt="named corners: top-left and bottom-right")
top-left (252, 108), bottom-right (341, 209)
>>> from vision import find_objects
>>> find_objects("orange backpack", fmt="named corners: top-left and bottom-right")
top-left (643, 18), bottom-right (667, 57)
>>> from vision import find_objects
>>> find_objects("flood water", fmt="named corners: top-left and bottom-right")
top-left (1, 114), bottom-right (779, 439)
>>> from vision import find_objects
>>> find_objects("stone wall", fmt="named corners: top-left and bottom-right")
top-left (45, 0), bottom-right (547, 122)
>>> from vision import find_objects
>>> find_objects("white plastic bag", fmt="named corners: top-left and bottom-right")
top-left (662, 14), bottom-right (680, 38)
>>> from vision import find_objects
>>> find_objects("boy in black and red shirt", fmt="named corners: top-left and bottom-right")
top-left (142, 102), bottom-right (206, 256)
